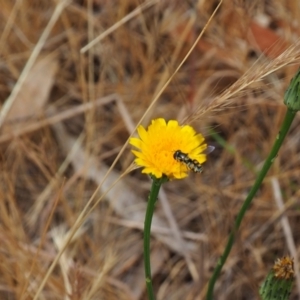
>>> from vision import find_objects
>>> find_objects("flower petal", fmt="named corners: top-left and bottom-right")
top-left (129, 137), bottom-right (142, 149)
top-left (137, 125), bottom-right (148, 143)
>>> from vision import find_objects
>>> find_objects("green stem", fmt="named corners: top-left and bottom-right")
top-left (144, 175), bottom-right (168, 300)
top-left (206, 108), bottom-right (297, 300)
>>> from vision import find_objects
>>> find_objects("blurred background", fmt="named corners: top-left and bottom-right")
top-left (1, 0), bottom-right (300, 299)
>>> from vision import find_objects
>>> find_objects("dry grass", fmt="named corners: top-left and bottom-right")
top-left (1, 0), bottom-right (300, 299)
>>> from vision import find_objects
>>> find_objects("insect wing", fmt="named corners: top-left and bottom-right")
top-left (204, 145), bottom-right (215, 155)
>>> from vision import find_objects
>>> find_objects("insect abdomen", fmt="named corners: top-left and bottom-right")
top-left (173, 150), bottom-right (203, 173)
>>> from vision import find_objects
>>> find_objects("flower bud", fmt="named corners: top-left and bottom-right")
top-left (284, 68), bottom-right (300, 111)
top-left (259, 256), bottom-right (294, 300)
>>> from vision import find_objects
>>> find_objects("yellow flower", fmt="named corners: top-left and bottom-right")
top-left (129, 118), bottom-right (207, 179)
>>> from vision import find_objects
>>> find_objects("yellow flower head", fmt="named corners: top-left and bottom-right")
top-left (129, 118), bottom-right (207, 179)
top-left (273, 256), bottom-right (294, 280)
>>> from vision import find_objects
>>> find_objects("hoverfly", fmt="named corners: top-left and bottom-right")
top-left (173, 145), bottom-right (215, 173)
